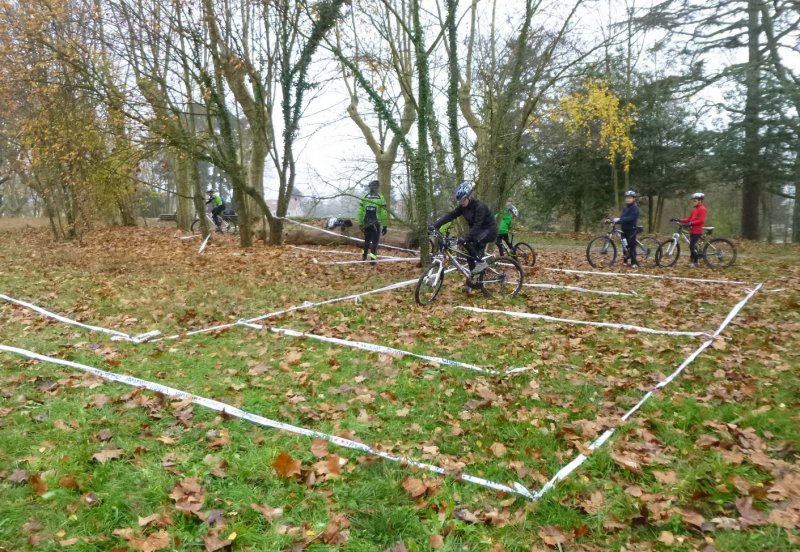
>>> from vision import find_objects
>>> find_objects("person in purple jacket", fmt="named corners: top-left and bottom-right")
top-left (614, 190), bottom-right (640, 268)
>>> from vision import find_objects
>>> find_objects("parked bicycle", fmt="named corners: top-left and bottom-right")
top-left (191, 208), bottom-right (238, 235)
top-left (415, 229), bottom-right (524, 305)
top-left (655, 221), bottom-right (736, 268)
top-left (586, 220), bottom-right (660, 268)
top-left (486, 232), bottom-right (537, 268)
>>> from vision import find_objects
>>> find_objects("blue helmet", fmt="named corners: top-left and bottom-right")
top-left (454, 181), bottom-right (472, 202)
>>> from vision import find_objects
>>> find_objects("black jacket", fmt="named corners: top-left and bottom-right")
top-left (434, 198), bottom-right (498, 242)
top-left (618, 202), bottom-right (640, 231)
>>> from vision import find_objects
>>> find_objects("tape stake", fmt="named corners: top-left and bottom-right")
top-left (198, 234), bottom-right (211, 254)
top-left (530, 283), bottom-right (763, 502)
top-left (0, 344), bottom-right (535, 501)
top-left (457, 306), bottom-right (710, 337)
top-left (544, 268), bottom-right (752, 286)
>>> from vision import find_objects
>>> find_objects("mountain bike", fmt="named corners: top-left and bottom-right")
top-left (415, 229), bottom-right (524, 305)
top-left (191, 208), bottom-right (238, 235)
top-left (655, 221), bottom-right (737, 268)
top-left (486, 233), bottom-right (537, 268)
top-left (586, 220), bottom-right (660, 268)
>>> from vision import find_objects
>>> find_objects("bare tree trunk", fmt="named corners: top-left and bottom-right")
top-left (741, 0), bottom-right (762, 240)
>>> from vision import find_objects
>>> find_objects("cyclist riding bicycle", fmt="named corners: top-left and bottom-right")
top-left (672, 192), bottom-right (707, 268)
top-left (496, 205), bottom-right (519, 255)
top-left (614, 190), bottom-right (641, 268)
top-left (205, 188), bottom-right (226, 233)
top-left (430, 182), bottom-right (498, 281)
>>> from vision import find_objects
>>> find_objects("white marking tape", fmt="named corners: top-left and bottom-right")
top-left (0, 294), bottom-right (162, 343)
top-left (198, 234), bottom-right (211, 254)
top-left (531, 283), bottom-right (763, 500)
top-left (456, 306), bottom-right (710, 338)
top-left (0, 344), bottom-right (535, 500)
top-left (288, 245), bottom-right (409, 260)
top-left (545, 268), bottom-right (752, 286)
top-left (279, 217), bottom-right (418, 254)
top-left (179, 235), bottom-right (201, 240)
top-left (523, 283), bottom-right (635, 297)
top-left (313, 257), bottom-right (421, 266)
top-left (270, 327), bottom-right (531, 376)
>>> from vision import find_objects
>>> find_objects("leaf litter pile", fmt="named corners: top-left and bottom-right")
top-left (0, 226), bottom-right (798, 551)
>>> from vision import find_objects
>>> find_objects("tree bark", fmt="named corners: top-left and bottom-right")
top-left (740, 0), bottom-right (762, 240)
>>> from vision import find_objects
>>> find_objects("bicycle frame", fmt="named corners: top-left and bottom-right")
top-left (663, 224), bottom-right (700, 253)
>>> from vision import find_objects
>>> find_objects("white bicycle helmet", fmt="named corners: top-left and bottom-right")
top-left (508, 205), bottom-right (519, 217)
top-left (691, 192), bottom-right (705, 199)
top-left (624, 190), bottom-right (637, 198)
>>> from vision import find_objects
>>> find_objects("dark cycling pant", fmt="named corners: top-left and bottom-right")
top-left (464, 229), bottom-right (497, 270)
top-left (211, 205), bottom-right (225, 227)
top-left (495, 233), bottom-right (512, 255)
top-left (622, 227), bottom-right (638, 266)
top-left (362, 223), bottom-right (380, 261)
top-left (690, 234), bottom-right (701, 264)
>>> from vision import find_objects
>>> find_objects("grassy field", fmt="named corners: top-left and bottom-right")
top-left (0, 221), bottom-right (798, 551)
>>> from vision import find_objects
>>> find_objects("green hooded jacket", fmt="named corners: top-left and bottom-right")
top-left (498, 211), bottom-right (513, 234)
top-left (357, 192), bottom-right (388, 228)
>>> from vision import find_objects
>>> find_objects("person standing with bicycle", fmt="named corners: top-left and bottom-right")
top-left (496, 205), bottom-right (518, 256)
top-left (205, 188), bottom-right (226, 233)
top-left (672, 192), bottom-right (707, 268)
top-left (615, 190), bottom-right (640, 268)
top-left (430, 182), bottom-right (498, 281)
top-left (357, 180), bottom-right (389, 265)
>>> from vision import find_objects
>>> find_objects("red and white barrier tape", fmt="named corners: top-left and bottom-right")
top-left (531, 283), bottom-right (763, 500)
top-left (545, 268), bottom-right (752, 286)
top-left (456, 306), bottom-right (710, 338)
top-left (523, 283), bottom-right (635, 297)
top-left (279, 217), bottom-right (418, 254)
top-left (0, 344), bottom-right (535, 500)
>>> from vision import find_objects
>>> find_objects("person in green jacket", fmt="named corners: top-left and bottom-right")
top-left (205, 188), bottom-right (226, 232)
top-left (357, 180), bottom-right (388, 265)
top-left (495, 205), bottom-right (518, 255)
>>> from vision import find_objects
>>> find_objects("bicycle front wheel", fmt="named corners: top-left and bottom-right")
top-left (703, 238), bottom-right (736, 268)
top-left (655, 240), bottom-right (680, 267)
top-left (636, 237), bottom-right (660, 265)
top-left (512, 242), bottom-right (536, 268)
top-left (190, 219), bottom-right (202, 234)
top-left (586, 236), bottom-right (617, 268)
top-left (415, 262), bottom-right (445, 305)
top-left (479, 256), bottom-right (523, 299)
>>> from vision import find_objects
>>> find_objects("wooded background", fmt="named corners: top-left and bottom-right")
top-left (0, 0), bottom-right (797, 247)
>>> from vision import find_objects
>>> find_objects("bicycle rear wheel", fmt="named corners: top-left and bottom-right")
top-left (479, 256), bottom-right (523, 298)
top-left (512, 242), bottom-right (536, 268)
top-left (586, 236), bottom-right (617, 267)
top-left (415, 262), bottom-right (445, 305)
top-left (655, 240), bottom-right (680, 267)
top-left (702, 238), bottom-right (736, 268)
top-left (636, 237), bottom-right (660, 265)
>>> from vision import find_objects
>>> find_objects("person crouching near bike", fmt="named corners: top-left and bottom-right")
top-left (615, 190), bottom-right (640, 268)
top-left (206, 188), bottom-right (226, 233)
top-left (430, 182), bottom-right (498, 289)
top-left (672, 192), bottom-right (707, 268)
top-left (496, 204), bottom-right (518, 256)
top-left (357, 180), bottom-right (389, 265)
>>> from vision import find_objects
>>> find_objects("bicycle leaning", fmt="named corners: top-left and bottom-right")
top-left (655, 221), bottom-right (736, 268)
top-left (415, 229), bottom-right (524, 305)
top-left (487, 232), bottom-right (537, 268)
top-left (586, 220), bottom-right (660, 268)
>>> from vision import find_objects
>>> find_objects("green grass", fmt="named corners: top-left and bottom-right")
top-left (1, 226), bottom-right (798, 550)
